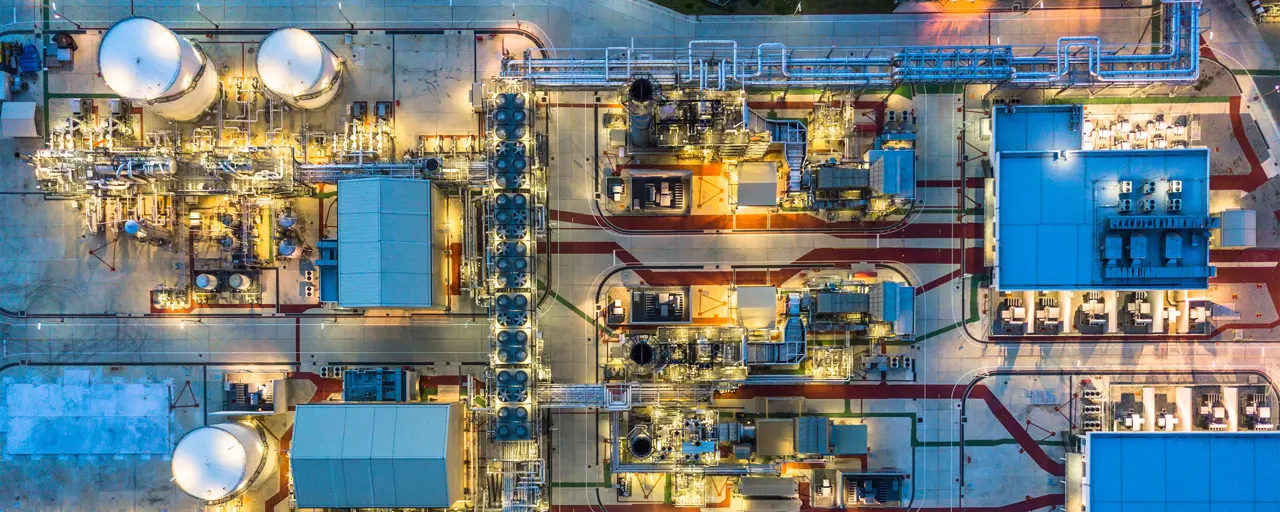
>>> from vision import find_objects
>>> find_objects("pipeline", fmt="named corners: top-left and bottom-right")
top-left (505, 0), bottom-right (1202, 89)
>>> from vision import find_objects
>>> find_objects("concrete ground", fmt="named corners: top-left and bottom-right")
top-left (0, 0), bottom-right (1279, 511)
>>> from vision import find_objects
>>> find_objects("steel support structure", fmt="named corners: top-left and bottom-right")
top-left (503, 0), bottom-right (1201, 89)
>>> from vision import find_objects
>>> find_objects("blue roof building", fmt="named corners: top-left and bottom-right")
top-left (993, 105), bottom-right (1216, 291)
top-left (1084, 432), bottom-right (1280, 511)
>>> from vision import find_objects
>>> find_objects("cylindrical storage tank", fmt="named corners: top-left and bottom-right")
top-left (256, 28), bottom-right (342, 110)
top-left (229, 273), bottom-right (252, 291)
top-left (98, 17), bottom-right (219, 122)
top-left (171, 422), bottom-right (278, 502)
top-left (195, 273), bottom-right (219, 291)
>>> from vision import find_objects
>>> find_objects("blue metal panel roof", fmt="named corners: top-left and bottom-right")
top-left (830, 424), bottom-right (868, 455)
top-left (993, 106), bottom-right (1214, 290)
top-left (337, 178), bottom-right (437, 308)
top-left (993, 105), bottom-right (1083, 152)
top-left (1085, 432), bottom-right (1280, 510)
top-left (867, 149), bottom-right (915, 198)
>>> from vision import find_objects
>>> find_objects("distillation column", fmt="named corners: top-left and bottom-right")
top-left (626, 78), bottom-right (657, 148)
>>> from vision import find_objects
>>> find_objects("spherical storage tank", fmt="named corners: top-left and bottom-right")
top-left (256, 28), bottom-right (343, 110)
top-left (171, 422), bottom-right (278, 502)
top-left (98, 17), bottom-right (220, 122)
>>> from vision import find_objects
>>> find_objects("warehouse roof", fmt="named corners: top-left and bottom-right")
top-left (337, 178), bottom-right (438, 308)
top-left (291, 403), bottom-right (463, 509)
top-left (993, 105), bottom-right (1214, 290)
top-left (1084, 432), bottom-right (1280, 511)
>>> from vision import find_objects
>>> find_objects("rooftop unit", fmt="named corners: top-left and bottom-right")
top-left (342, 368), bottom-right (420, 402)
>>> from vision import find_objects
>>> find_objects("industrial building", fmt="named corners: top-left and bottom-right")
top-left (328, 177), bottom-right (448, 309)
top-left (12, 1), bottom-right (1280, 512)
top-left (993, 105), bottom-right (1215, 291)
top-left (291, 403), bottom-right (465, 509)
top-left (1081, 432), bottom-right (1280, 510)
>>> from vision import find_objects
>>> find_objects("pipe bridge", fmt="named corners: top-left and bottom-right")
top-left (503, 0), bottom-right (1200, 89)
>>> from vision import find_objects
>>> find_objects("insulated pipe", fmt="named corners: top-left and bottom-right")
top-left (509, 1), bottom-right (1201, 88)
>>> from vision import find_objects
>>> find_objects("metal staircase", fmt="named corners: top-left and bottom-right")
top-left (766, 119), bottom-right (807, 174)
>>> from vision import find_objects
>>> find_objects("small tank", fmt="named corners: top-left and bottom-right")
top-left (229, 273), bottom-right (252, 291)
top-left (278, 239), bottom-right (298, 258)
top-left (195, 274), bottom-right (219, 291)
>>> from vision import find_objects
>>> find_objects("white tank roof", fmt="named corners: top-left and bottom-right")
top-left (98, 17), bottom-right (188, 100)
top-left (257, 28), bottom-right (332, 96)
top-left (171, 426), bottom-right (249, 501)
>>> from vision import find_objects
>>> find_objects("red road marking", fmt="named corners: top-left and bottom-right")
top-left (917, 268), bottom-right (963, 295)
top-left (1210, 96), bottom-right (1268, 192)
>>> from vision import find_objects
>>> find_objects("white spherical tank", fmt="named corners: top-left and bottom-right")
top-left (256, 28), bottom-right (342, 110)
top-left (98, 17), bottom-right (220, 122)
top-left (171, 422), bottom-right (278, 502)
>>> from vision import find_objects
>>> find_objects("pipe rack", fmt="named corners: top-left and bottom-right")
top-left (504, 0), bottom-right (1201, 89)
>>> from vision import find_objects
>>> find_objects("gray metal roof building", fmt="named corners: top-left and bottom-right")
top-left (336, 178), bottom-right (446, 308)
top-left (291, 403), bottom-right (464, 509)
top-left (737, 161), bottom-right (780, 207)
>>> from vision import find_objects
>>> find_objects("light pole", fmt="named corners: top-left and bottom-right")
top-left (50, 2), bottom-right (83, 30)
top-left (338, 2), bottom-right (355, 31)
top-left (195, 2), bottom-right (220, 31)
